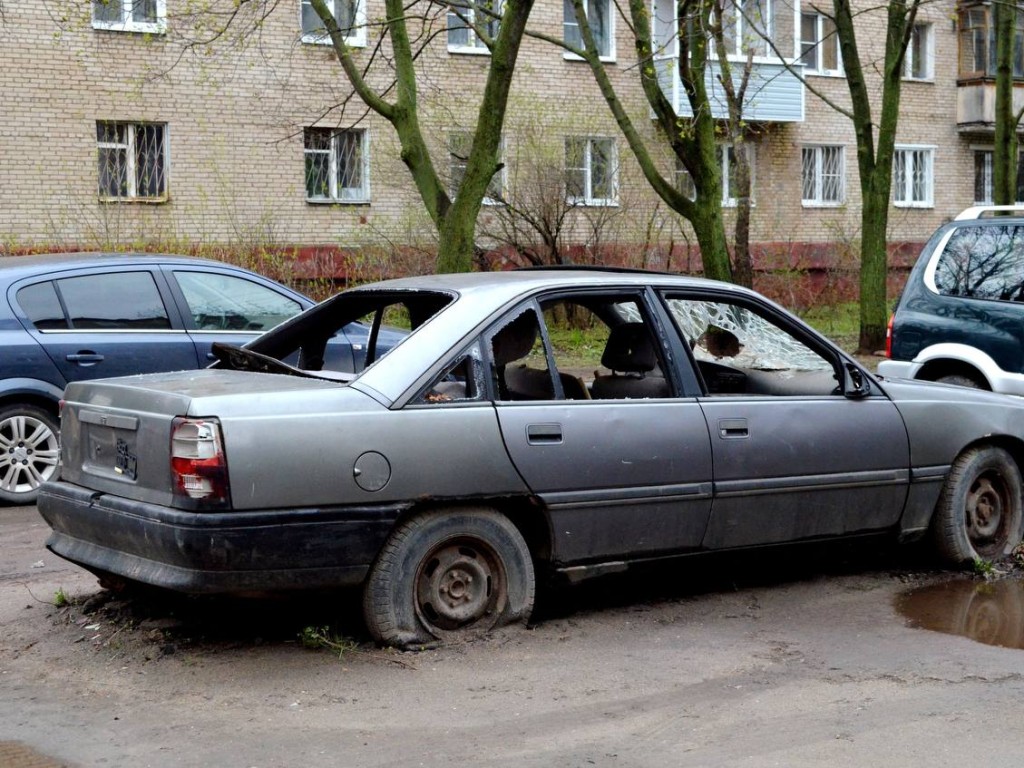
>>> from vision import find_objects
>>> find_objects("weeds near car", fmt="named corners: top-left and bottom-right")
top-left (299, 625), bottom-right (360, 660)
top-left (53, 587), bottom-right (68, 607)
top-left (972, 558), bottom-right (997, 578)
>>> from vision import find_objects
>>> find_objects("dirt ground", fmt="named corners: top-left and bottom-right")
top-left (4, 503), bottom-right (1024, 768)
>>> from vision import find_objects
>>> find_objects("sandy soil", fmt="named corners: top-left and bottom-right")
top-left (4, 504), bottom-right (1024, 768)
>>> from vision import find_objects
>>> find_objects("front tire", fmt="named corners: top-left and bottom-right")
top-left (362, 508), bottom-right (535, 648)
top-left (0, 404), bottom-right (60, 505)
top-left (933, 446), bottom-right (1023, 565)
top-left (935, 373), bottom-right (985, 390)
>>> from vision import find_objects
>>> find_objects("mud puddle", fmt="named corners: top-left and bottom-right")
top-left (895, 577), bottom-right (1024, 650)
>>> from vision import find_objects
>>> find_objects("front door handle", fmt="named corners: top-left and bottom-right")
top-left (66, 352), bottom-right (105, 365)
top-left (718, 418), bottom-right (748, 439)
top-left (526, 423), bottom-right (563, 445)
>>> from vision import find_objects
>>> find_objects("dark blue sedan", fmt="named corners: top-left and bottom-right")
top-left (1, 252), bottom-right (391, 504)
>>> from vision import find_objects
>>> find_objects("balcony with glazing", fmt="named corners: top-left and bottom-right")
top-left (957, 3), bottom-right (1024, 130)
top-left (652, 0), bottom-right (804, 123)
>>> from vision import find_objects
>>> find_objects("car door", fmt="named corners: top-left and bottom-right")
top-left (660, 291), bottom-right (911, 549)
top-left (13, 269), bottom-right (199, 384)
top-left (489, 292), bottom-right (714, 565)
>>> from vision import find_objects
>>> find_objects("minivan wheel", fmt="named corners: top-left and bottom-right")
top-left (933, 446), bottom-right (1023, 565)
top-left (0, 404), bottom-right (60, 505)
top-left (362, 508), bottom-right (535, 649)
top-left (936, 373), bottom-right (985, 389)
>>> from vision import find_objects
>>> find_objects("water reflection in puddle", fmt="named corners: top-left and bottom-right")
top-left (895, 578), bottom-right (1024, 650)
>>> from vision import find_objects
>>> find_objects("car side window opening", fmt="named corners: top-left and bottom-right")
top-left (664, 296), bottom-right (838, 397)
top-left (416, 345), bottom-right (487, 405)
top-left (487, 295), bottom-right (672, 402)
top-left (53, 273), bottom-right (172, 330)
top-left (174, 271), bottom-right (303, 331)
top-left (932, 225), bottom-right (1024, 301)
top-left (16, 282), bottom-right (69, 330)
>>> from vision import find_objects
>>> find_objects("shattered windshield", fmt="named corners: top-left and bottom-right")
top-left (214, 289), bottom-right (454, 380)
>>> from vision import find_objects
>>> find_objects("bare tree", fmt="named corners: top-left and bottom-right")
top-left (993, 0), bottom-right (1024, 205)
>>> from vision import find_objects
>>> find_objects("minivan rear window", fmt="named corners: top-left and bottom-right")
top-left (933, 225), bottom-right (1024, 301)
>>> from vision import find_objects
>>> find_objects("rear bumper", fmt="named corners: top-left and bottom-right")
top-left (38, 481), bottom-right (403, 594)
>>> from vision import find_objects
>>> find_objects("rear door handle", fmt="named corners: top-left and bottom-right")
top-left (66, 352), bottom-right (105, 365)
top-left (718, 418), bottom-right (748, 439)
top-left (526, 423), bottom-right (563, 445)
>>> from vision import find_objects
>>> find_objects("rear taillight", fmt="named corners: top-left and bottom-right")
top-left (171, 418), bottom-right (230, 508)
top-left (885, 313), bottom-right (894, 358)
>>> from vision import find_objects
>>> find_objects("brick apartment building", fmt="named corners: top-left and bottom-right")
top-left (0, 0), bottom-right (1017, 285)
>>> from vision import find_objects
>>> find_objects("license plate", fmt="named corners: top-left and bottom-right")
top-left (115, 438), bottom-right (138, 480)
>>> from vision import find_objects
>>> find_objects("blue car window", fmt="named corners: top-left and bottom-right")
top-left (174, 271), bottom-right (303, 331)
top-left (17, 281), bottom-right (69, 330)
top-left (56, 272), bottom-right (172, 330)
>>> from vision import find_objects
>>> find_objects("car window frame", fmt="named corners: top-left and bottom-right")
top-left (655, 286), bottom-right (861, 399)
top-left (10, 266), bottom-right (187, 335)
top-left (161, 265), bottom-right (311, 333)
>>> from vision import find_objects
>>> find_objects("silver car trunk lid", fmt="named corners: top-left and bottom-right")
top-left (58, 369), bottom-right (352, 507)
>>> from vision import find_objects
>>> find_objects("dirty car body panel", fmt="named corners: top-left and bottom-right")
top-left (36, 269), bottom-right (1024, 644)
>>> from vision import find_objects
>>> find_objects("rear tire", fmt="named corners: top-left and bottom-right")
top-left (362, 508), bottom-right (535, 649)
top-left (0, 404), bottom-right (60, 505)
top-left (933, 446), bottom-right (1023, 565)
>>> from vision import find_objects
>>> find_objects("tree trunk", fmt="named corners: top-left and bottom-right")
top-left (994, 0), bottom-right (1018, 205)
top-left (858, 190), bottom-right (889, 352)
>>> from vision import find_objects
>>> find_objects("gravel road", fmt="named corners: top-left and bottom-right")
top-left (3, 504), bottom-right (1024, 768)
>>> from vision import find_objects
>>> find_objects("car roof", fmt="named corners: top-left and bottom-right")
top-left (0, 252), bottom-right (248, 281)
top-left (350, 268), bottom-right (756, 405)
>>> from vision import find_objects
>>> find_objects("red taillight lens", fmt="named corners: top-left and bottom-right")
top-left (885, 313), bottom-right (894, 358)
top-left (171, 418), bottom-right (230, 508)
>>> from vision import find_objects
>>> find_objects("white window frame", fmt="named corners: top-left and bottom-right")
top-left (674, 146), bottom-right (755, 206)
top-left (721, 143), bottom-right (754, 207)
top-left (563, 0), bottom-right (616, 62)
top-left (972, 147), bottom-right (1024, 204)
top-left (801, 145), bottom-right (845, 207)
top-left (300, 0), bottom-right (367, 47)
top-left (892, 145), bottom-right (935, 208)
top-left (448, 0), bottom-right (502, 54)
top-left (96, 121), bottom-right (169, 202)
top-left (799, 11), bottom-right (842, 76)
top-left (449, 131), bottom-right (505, 204)
top-left (304, 128), bottom-right (371, 204)
top-left (718, 0), bottom-right (772, 58)
top-left (566, 136), bottom-right (618, 206)
top-left (91, 0), bottom-right (166, 33)
top-left (904, 22), bottom-right (934, 81)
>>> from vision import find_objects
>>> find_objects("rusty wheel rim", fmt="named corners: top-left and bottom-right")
top-left (966, 473), bottom-right (1012, 558)
top-left (415, 537), bottom-right (507, 636)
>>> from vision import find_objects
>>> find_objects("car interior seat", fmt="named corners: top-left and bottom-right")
top-left (590, 323), bottom-right (671, 399)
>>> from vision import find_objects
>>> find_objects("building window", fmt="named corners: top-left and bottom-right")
top-left (674, 146), bottom-right (753, 205)
top-left (304, 128), bottom-right (370, 203)
top-left (563, 0), bottom-right (614, 60)
top-left (301, 0), bottom-right (365, 46)
top-left (958, 5), bottom-right (1024, 79)
top-left (799, 12), bottom-right (840, 75)
top-left (449, 132), bottom-right (504, 203)
top-left (973, 149), bottom-right (1024, 203)
top-left (92, 0), bottom-right (166, 33)
top-left (448, 0), bottom-right (501, 53)
top-left (566, 137), bottom-right (617, 205)
top-left (802, 145), bottom-right (844, 206)
top-left (721, 144), bottom-right (753, 206)
top-left (96, 122), bottom-right (168, 202)
top-left (893, 146), bottom-right (934, 207)
top-left (904, 23), bottom-right (933, 80)
top-left (720, 0), bottom-right (771, 57)
top-left (675, 157), bottom-right (696, 200)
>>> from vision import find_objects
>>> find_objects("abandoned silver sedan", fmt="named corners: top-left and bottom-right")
top-left (38, 269), bottom-right (1024, 648)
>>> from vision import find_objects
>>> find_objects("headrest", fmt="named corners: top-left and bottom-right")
top-left (601, 323), bottom-right (657, 373)
top-left (492, 312), bottom-right (538, 365)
